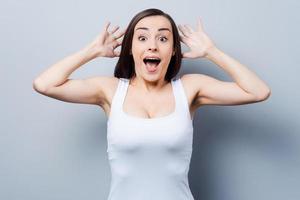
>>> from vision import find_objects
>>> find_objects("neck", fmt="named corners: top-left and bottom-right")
top-left (130, 76), bottom-right (169, 93)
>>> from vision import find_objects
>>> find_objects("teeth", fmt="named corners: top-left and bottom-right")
top-left (145, 58), bottom-right (159, 60)
top-left (143, 58), bottom-right (161, 62)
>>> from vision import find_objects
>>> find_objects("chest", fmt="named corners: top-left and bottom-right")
top-left (102, 77), bottom-right (198, 120)
top-left (123, 85), bottom-right (175, 119)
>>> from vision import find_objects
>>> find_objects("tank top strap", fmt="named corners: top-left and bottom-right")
top-left (109, 77), bottom-right (191, 122)
top-left (173, 77), bottom-right (192, 121)
top-left (108, 78), bottom-right (129, 121)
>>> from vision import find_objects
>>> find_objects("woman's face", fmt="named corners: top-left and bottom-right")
top-left (131, 15), bottom-right (174, 82)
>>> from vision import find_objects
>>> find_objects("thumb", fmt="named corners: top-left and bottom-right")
top-left (114, 50), bottom-right (121, 57)
top-left (182, 51), bottom-right (194, 58)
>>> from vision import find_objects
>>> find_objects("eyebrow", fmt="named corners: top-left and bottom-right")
top-left (135, 27), bottom-right (171, 32)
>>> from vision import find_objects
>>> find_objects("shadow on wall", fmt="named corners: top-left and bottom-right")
top-left (188, 104), bottom-right (299, 200)
top-left (179, 61), bottom-right (299, 200)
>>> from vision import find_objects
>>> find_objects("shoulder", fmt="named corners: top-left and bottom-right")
top-left (180, 73), bottom-right (213, 92)
top-left (178, 74), bottom-right (207, 108)
top-left (86, 76), bottom-right (119, 92)
top-left (97, 75), bottom-right (119, 93)
top-left (86, 76), bottom-right (119, 106)
top-left (181, 73), bottom-right (208, 83)
top-left (180, 73), bottom-right (215, 104)
top-left (180, 73), bottom-right (206, 90)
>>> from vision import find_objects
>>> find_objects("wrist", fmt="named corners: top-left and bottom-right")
top-left (204, 46), bottom-right (220, 60)
top-left (80, 46), bottom-right (100, 61)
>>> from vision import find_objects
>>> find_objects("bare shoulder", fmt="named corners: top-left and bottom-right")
top-left (179, 74), bottom-right (204, 111)
top-left (180, 73), bottom-right (206, 95)
top-left (94, 76), bottom-right (119, 116)
top-left (180, 73), bottom-right (211, 94)
top-left (93, 76), bottom-right (119, 106)
top-left (181, 73), bottom-right (207, 86)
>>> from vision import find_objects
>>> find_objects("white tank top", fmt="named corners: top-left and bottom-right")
top-left (106, 77), bottom-right (194, 200)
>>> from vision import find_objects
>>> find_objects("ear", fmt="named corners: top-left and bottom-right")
top-left (172, 50), bottom-right (175, 56)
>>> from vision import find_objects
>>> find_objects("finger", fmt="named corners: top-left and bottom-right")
top-left (178, 25), bottom-right (186, 36)
top-left (109, 34), bottom-right (118, 42)
top-left (115, 42), bottom-right (122, 48)
top-left (178, 32), bottom-right (188, 42)
top-left (114, 50), bottom-right (120, 57)
top-left (114, 28), bottom-right (126, 39)
top-left (113, 40), bottom-right (122, 48)
top-left (178, 25), bottom-right (187, 36)
top-left (117, 37), bottom-right (123, 44)
top-left (184, 24), bottom-right (194, 33)
top-left (197, 17), bottom-right (204, 32)
top-left (109, 25), bottom-right (120, 34)
top-left (182, 51), bottom-right (193, 58)
top-left (180, 35), bottom-right (189, 44)
top-left (178, 25), bottom-right (190, 37)
top-left (103, 21), bottom-right (111, 32)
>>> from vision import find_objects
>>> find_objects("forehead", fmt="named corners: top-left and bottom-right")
top-left (134, 15), bottom-right (172, 32)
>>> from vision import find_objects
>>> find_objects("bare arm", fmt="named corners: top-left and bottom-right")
top-left (178, 19), bottom-right (271, 107)
top-left (203, 47), bottom-right (271, 100)
top-left (33, 47), bottom-right (95, 93)
top-left (33, 21), bottom-right (125, 105)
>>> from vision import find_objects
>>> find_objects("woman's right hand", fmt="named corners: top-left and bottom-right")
top-left (85, 21), bottom-right (126, 59)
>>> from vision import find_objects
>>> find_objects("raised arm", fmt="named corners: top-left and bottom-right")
top-left (33, 21), bottom-right (125, 106)
top-left (178, 18), bottom-right (271, 107)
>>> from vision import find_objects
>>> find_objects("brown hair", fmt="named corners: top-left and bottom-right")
top-left (114, 8), bottom-right (182, 82)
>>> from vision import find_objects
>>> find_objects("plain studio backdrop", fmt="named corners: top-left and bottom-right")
top-left (1, 0), bottom-right (299, 200)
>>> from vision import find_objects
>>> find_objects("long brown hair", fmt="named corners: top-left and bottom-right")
top-left (114, 8), bottom-right (182, 82)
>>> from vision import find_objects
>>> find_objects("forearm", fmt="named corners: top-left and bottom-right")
top-left (205, 47), bottom-right (271, 98)
top-left (33, 47), bottom-right (96, 92)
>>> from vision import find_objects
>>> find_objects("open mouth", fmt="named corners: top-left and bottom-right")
top-left (143, 57), bottom-right (161, 72)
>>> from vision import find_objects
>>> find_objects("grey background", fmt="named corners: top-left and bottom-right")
top-left (1, 0), bottom-right (299, 200)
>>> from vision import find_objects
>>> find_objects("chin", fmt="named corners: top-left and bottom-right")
top-left (146, 74), bottom-right (166, 83)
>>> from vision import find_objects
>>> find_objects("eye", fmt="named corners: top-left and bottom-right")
top-left (138, 36), bottom-right (147, 41)
top-left (159, 36), bottom-right (168, 42)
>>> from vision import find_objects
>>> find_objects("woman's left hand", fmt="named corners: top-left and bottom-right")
top-left (178, 18), bottom-right (216, 59)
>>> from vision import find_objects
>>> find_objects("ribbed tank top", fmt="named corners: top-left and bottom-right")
top-left (106, 77), bottom-right (194, 200)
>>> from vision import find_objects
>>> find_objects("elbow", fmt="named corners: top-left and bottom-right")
top-left (256, 88), bottom-right (271, 101)
top-left (33, 78), bottom-right (47, 94)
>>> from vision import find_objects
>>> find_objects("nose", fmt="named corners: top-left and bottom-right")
top-left (147, 39), bottom-right (158, 51)
top-left (148, 46), bottom-right (157, 51)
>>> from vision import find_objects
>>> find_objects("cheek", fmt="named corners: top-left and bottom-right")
top-left (131, 48), bottom-right (143, 63)
top-left (161, 46), bottom-right (174, 60)
top-left (163, 42), bottom-right (174, 53)
top-left (132, 42), bottom-right (144, 56)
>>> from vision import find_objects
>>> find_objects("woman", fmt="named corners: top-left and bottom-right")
top-left (33, 8), bottom-right (271, 200)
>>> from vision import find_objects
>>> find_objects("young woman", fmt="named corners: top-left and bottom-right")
top-left (33, 8), bottom-right (271, 200)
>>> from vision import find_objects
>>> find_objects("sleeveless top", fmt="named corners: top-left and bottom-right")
top-left (106, 77), bottom-right (194, 200)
